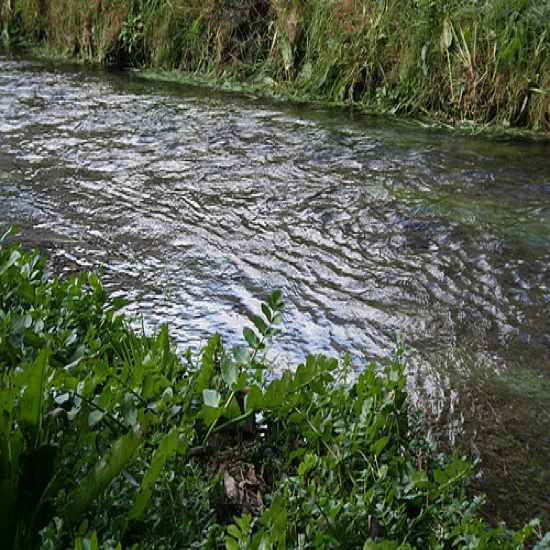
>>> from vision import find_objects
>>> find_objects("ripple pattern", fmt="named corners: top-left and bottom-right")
top-left (1, 57), bottom-right (549, 383)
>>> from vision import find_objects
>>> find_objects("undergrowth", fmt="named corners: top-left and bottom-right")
top-left (1, 0), bottom-right (549, 132)
top-left (1, 230), bottom-right (549, 549)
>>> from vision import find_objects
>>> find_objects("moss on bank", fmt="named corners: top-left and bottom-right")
top-left (1, 0), bottom-right (550, 132)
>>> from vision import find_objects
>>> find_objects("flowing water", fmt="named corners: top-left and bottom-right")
top-left (1, 56), bottom-right (549, 526)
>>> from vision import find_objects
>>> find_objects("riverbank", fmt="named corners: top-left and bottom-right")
top-left (1, 0), bottom-right (549, 134)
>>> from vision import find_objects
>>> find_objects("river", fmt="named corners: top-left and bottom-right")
top-left (1, 56), bottom-right (549, 527)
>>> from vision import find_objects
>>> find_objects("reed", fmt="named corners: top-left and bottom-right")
top-left (1, 0), bottom-right (548, 131)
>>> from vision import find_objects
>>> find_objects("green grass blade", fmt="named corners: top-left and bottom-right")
top-left (64, 427), bottom-right (142, 525)
top-left (129, 428), bottom-right (179, 521)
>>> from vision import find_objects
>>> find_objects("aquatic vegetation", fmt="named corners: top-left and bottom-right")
top-left (1, 0), bottom-right (549, 131)
top-left (0, 230), bottom-right (548, 548)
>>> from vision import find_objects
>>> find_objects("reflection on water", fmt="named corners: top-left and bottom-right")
top-left (1, 55), bottom-right (549, 526)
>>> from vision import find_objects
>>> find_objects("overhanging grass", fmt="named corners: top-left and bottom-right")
top-left (1, 0), bottom-right (549, 133)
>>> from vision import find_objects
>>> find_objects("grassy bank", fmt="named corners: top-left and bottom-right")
top-left (1, 0), bottom-right (549, 132)
top-left (1, 231), bottom-right (549, 549)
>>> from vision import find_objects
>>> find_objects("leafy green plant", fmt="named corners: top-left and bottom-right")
top-left (0, 232), bottom-right (190, 547)
top-left (0, 233), bottom-right (548, 548)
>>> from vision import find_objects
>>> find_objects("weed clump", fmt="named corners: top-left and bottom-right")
top-left (0, 230), bottom-right (548, 548)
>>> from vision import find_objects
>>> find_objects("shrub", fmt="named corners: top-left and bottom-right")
top-left (0, 230), bottom-right (547, 548)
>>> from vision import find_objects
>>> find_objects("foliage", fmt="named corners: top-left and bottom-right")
top-left (1, 0), bottom-right (549, 131)
top-left (0, 232), bottom-right (547, 548)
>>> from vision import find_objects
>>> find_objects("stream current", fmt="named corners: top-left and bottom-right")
top-left (1, 56), bottom-right (549, 524)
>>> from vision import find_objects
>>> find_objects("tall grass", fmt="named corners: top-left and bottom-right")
top-left (1, 0), bottom-right (549, 130)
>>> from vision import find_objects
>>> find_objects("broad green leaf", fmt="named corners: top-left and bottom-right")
top-left (201, 404), bottom-right (222, 426)
top-left (243, 327), bottom-right (260, 349)
top-left (297, 453), bottom-right (317, 477)
top-left (232, 345), bottom-right (250, 364)
top-left (0, 249), bottom-right (21, 275)
top-left (88, 273), bottom-right (101, 291)
top-left (245, 385), bottom-right (264, 412)
top-left (156, 324), bottom-right (170, 361)
top-left (195, 335), bottom-right (221, 393)
top-left (251, 315), bottom-right (268, 336)
top-left (203, 389), bottom-right (221, 408)
top-left (261, 304), bottom-right (273, 323)
top-left (371, 435), bottom-right (390, 456)
top-left (262, 494), bottom-right (287, 531)
top-left (227, 525), bottom-right (241, 539)
top-left (64, 427), bottom-right (142, 525)
top-left (267, 290), bottom-right (283, 310)
top-left (221, 357), bottom-right (238, 387)
top-left (272, 313), bottom-right (283, 326)
top-left (225, 396), bottom-right (242, 420)
top-left (234, 372), bottom-right (248, 392)
top-left (129, 428), bottom-right (179, 520)
top-left (294, 362), bottom-right (315, 388)
top-left (73, 532), bottom-right (99, 550)
top-left (264, 379), bottom-right (284, 408)
top-left (18, 348), bottom-right (49, 446)
top-left (433, 468), bottom-right (447, 485)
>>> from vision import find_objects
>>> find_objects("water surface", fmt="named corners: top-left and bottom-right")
top-left (1, 56), bottom-right (549, 526)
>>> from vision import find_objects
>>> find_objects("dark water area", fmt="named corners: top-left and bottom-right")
top-left (1, 56), bottom-right (549, 527)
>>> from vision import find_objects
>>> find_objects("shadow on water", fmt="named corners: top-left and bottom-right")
top-left (1, 55), bottom-right (549, 529)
